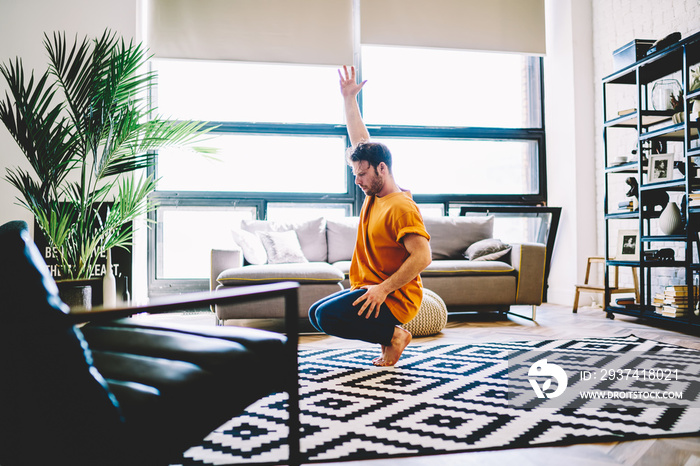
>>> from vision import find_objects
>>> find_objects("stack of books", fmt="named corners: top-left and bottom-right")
top-left (689, 193), bottom-right (700, 208)
top-left (657, 286), bottom-right (691, 318)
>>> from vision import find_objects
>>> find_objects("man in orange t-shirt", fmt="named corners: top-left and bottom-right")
top-left (309, 66), bottom-right (432, 367)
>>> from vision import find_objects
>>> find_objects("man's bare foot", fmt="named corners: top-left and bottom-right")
top-left (372, 327), bottom-right (412, 367)
top-left (373, 345), bottom-right (389, 365)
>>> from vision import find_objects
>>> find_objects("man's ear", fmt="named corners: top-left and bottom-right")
top-left (377, 162), bottom-right (388, 175)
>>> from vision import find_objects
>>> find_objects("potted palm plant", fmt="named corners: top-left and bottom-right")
top-left (0, 30), bottom-right (212, 305)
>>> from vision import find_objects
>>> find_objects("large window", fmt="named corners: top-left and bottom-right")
top-left (149, 46), bottom-right (544, 294)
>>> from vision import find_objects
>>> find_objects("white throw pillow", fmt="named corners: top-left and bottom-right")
top-left (231, 228), bottom-right (267, 265)
top-left (326, 217), bottom-right (359, 263)
top-left (257, 230), bottom-right (309, 264)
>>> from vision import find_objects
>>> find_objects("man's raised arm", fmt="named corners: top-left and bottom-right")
top-left (338, 65), bottom-right (370, 147)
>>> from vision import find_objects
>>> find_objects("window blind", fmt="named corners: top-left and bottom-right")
top-left (360, 0), bottom-right (546, 55)
top-left (146, 0), bottom-right (355, 65)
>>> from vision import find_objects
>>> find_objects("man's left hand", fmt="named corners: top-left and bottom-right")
top-left (353, 285), bottom-right (389, 319)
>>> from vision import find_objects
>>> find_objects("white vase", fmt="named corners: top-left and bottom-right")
top-left (659, 201), bottom-right (683, 235)
top-left (103, 249), bottom-right (117, 307)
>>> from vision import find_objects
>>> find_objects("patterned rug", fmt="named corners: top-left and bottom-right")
top-left (174, 335), bottom-right (700, 465)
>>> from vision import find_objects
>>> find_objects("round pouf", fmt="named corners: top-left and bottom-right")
top-left (402, 289), bottom-right (447, 337)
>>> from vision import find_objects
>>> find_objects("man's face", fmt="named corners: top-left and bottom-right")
top-left (352, 160), bottom-right (384, 196)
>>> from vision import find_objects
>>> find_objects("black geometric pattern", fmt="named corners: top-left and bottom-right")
top-left (173, 335), bottom-right (700, 465)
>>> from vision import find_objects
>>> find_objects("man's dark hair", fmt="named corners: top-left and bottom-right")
top-left (346, 142), bottom-right (393, 173)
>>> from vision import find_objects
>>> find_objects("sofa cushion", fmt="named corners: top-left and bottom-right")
top-left (424, 216), bottom-right (494, 260)
top-left (326, 217), bottom-right (359, 263)
top-left (421, 259), bottom-right (514, 276)
top-left (242, 217), bottom-right (328, 262)
top-left (217, 262), bottom-right (344, 286)
top-left (465, 238), bottom-right (512, 261)
top-left (331, 260), bottom-right (352, 277)
top-left (231, 228), bottom-right (267, 265)
top-left (257, 230), bottom-right (308, 264)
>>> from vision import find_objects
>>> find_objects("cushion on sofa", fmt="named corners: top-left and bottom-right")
top-left (257, 230), bottom-right (308, 264)
top-left (326, 217), bottom-right (359, 263)
top-left (424, 216), bottom-right (494, 260)
top-left (242, 217), bottom-right (328, 262)
top-left (421, 259), bottom-right (514, 276)
top-left (465, 238), bottom-right (512, 261)
top-left (331, 260), bottom-right (352, 277)
top-left (231, 228), bottom-right (267, 265)
top-left (218, 262), bottom-right (344, 286)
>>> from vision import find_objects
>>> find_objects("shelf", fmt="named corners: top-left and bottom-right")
top-left (639, 122), bottom-right (685, 141)
top-left (605, 161), bottom-right (639, 174)
top-left (606, 259), bottom-right (640, 267)
top-left (639, 260), bottom-right (687, 268)
top-left (643, 310), bottom-right (699, 324)
top-left (687, 88), bottom-right (700, 101)
top-left (605, 211), bottom-right (639, 220)
top-left (604, 305), bottom-right (642, 318)
top-left (604, 111), bottom-right (674, 128)
top-left (642, 235), bottom-right (688, 242)
top-left (640, 178), bottom-right (687, 191)
top-left (640, 122), bottom-right (699, 142)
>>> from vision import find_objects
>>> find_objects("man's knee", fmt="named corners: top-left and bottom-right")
top-left (315, 305), bottom-right (340, 333)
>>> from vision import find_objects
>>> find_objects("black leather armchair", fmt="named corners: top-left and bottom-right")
top-left (0, 220), bottom-right (300, 465)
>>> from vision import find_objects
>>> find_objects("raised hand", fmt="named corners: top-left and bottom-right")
top-left (338, 65), bottom-right (366, 100)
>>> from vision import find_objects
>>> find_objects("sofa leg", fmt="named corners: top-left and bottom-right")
top-left (507, 305), bottom-right (537, 322)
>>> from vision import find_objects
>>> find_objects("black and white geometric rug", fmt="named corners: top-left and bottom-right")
top-left (174, 335), bottom-right (700, 465)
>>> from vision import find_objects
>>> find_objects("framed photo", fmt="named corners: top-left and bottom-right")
top-left (648, 153), bottom-right (674, 183)
top-left (616, 229), bottom-right (639, 260)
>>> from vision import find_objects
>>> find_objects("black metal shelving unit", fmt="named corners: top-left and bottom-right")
top-left (602, 31), bottom-right (700, 330)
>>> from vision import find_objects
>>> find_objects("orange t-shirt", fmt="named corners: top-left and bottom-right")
top-left (349, 191), bottom-right (430, 323)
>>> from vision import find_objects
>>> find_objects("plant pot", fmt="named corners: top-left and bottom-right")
top-left (57, 280), bottom-right (94, 309)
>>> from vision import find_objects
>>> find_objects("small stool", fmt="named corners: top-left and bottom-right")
top-left (402, 289), bottom-right (448, 337)
top-left (573, 257), bottom-right (639, 313)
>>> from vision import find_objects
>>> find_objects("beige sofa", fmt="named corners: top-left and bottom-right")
top-left (210, 216), bottom-right (546, 324)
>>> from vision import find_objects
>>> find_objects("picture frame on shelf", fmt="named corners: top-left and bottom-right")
top-left (647, 153), bottom-right (674, 183)
top-left (616, 229), bottom-right (639, 260)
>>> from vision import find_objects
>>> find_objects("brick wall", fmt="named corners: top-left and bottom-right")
top-left (591, 0), bottom-right (700, 297)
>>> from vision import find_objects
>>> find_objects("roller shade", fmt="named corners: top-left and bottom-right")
top-left (146, 0), bottom-right (355, 65)
top-left (361, 0), bottom-right (546, 55)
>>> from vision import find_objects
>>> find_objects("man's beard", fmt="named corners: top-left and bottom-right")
top-left (360, 175), bottom-right (384, 196)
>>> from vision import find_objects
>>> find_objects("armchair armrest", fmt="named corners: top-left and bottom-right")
top-left (211, 247), bottom-right (244, 291)
top-left (510, 242), bottom-right (546, 305)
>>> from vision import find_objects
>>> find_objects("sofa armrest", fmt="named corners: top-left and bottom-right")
top-left (211, 248), bottom-right (244, 291)
top-left (510, 242), bottom-right (546, 305)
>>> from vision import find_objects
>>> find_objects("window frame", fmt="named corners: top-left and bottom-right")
top-left (147, 57), bottom-right (546, 295)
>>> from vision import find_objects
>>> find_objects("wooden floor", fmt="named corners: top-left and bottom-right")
top-left (141, 303), bottom-right (700, 466)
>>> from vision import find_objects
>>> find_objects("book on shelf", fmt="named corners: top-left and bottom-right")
top-left (617, 108), bottom-right (636, 116)
top-left (665, 285), bottom-right (690, 295)
top-left (617, 200), bottom-right (634, 211)
top-left (689, 193), bottom-right (700, 207)
top-left (662, 306), bottom-right (689, 317)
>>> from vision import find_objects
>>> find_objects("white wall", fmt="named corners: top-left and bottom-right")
top-left (543, 0), bottom-right (598, 306)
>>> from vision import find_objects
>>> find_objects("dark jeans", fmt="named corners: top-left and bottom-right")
top-left (308, 289), bottom-right (401, 346)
